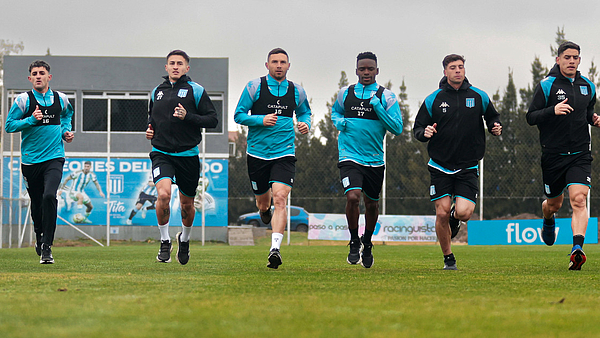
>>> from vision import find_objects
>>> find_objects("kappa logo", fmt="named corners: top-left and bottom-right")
top-left (156, 91), bottom-right (164, 100)
top-left (556, 89), bottom-right (566, 95)
top-left (440, 101), bottom-right (449, 113)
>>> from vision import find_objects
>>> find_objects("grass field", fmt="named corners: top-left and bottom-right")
top-left (1, 234), bottom-right (599, 338)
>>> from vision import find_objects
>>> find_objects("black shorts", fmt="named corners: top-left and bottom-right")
top-left (428, 166), bottom-right (478, 204)
top-left (150, 151), bottom-right (200, 197)
top-left (136, 191), bottom-right (157, 205)
top-left (247, 155), bottom-right (296, 195)
top-left (541, 151), bottom-right (592, 198)
top-left (338, 161), bottom-right (385, 200)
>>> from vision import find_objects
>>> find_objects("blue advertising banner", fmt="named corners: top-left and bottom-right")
top-left (3, 157), bottom-right (228, 227)
top-left (468, 218), bottom-right (598, 245)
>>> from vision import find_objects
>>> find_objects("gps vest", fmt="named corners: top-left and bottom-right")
top-left (24, 91), bottom-right (61, 126)
top-left (251, 76), bottom-right (297, 117)
top-left (344, 85), bottom-right (384, 120)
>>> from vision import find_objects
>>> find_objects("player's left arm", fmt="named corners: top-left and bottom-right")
top-left (184, 85), bottom-right (218, 128)
top-left (59, 93), bottom-right (75, 143)
top-left (585, 85), bottom-right (600, 127)
top-left (295, 85), bottom-right (312, 135)
top-left (372, 89), bottom-right (403, 136)
top-left (482, 93), bottom-right (502, 136)
top-left (93, 175), bottom-right (106, 198)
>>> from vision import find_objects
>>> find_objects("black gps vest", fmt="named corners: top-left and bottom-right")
top-left (343, 85), bottom-right (384, 120)
top-left (24, 91), bottom-right (62, 126)
top-left (251, 76), bottom-right (297, 117)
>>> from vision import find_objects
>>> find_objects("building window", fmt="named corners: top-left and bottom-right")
top-left (82, 92), bottom-right (149, 132)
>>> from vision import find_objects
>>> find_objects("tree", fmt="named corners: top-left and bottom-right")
top-left (549, 26), bottom-right (567, 57)
top-left (0, 39), bottom-right (24, 74)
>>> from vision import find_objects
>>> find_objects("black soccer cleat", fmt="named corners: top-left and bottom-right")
top-left (541, 216), bottom-right (556, 246)
top-left (267, 249), bottom-right (282, 269)
top-left (360, 236), bottom-right (374, 268)
top-left (260, 208), bottom-right (273, 225)
top-left (449, 206), bottom-right (461, 239)
top-left (176, 232), bottom-right (190, 265)
top-left (347, 237), bottom-right (362, 265)
top-left (156, 240), bottom-right (172, 263)
top-left (40, 244), bottom-right (54, 264)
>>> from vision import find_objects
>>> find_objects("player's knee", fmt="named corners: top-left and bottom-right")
top-left (571, 194), bottom-right (587, 210)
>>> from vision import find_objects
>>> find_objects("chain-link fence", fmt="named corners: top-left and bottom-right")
top-left (228, 119), bottom-right (600, 225)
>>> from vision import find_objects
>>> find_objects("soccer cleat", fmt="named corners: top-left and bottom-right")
top-left (347, 237), bottom-right (363, 265)
top-left (156, 240), bottom-right (172, 263)
top-left (176, 232), bottom-right (190, 265)
top-left (35, 242), bottom-right (41, 256)
top-left (267, 249), bottom-right (282, 269)
top-left (443, 262), bottom-right (458, 270)
top-left (141, 208), bottom-right (147, 219)
top-left (260, 208), bottom-right (272, 225)
top-left (126, 219), bottom-right (132, 225)
top-left (40, 244), bottom-right (54, 264)
top-left (569, 245), bottom-right (586, 270)
top-left (360, 236), bottom-right (374, 268)
top-left (449, 206), bottom-right (461, 239)
top-left (541, 216), bottom-right (556, 246)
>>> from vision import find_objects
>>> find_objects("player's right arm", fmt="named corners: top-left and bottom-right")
top-left (5, 94), bottom-right (39, 133)
top-left (526, 82), bottom-right (557, 125)
top-left (331, 87), bottom-right (348, 132)
top-left (234, 80), bottom-right (267, 127)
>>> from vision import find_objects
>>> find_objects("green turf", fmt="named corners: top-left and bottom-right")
top-left (1, 238), bottom-right (599, 338)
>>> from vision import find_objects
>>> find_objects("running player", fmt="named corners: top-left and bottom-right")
top-left (413, 54), bottom-right (502, 270)
top-left (146, 50), bottom-right (218, 265)
top-left (5, 60), bottom-right (74, 264)
top-left (60, 161), bottom-right (105, 223)
top-left (234, 48), bottom-right (312, 269)
top-left (332, 52), bottom-right (403, 269)
top-left (126, 176), bottom-right (157, 225)
top-left (526, 41), bottom-right (600, 270)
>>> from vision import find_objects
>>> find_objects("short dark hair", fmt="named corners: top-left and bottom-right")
top-left (28, 60), bottom-right (50, 73)
top-left (357, 51), bottom-right (377, 64)
top-left (557, 41), bottom-right (580, 56)
top-left (167, 50), bottom-right (190, 63)
top-left (267, 48), bottom-right (288, 61)
top-left (84, 161), bottom-right (92, 166)
top-left (442, 54), bottom-right (465, 69)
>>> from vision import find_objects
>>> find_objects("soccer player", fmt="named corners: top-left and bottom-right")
top-left (332, 52), bottom-right (403, 269)
top-left (5, 60), bottom-right (74, 264)
top-left (60, 161), bottom-right (105, 223)
top-left (234, 48), bottom-right (312, 269)
top-left (526, 41), bottom-right (600, 270)
top-left (126, 176), bottom-right (157, 225)
top-left (146, 50), bottom-right (218, 265)
top-left (413, 54), bottom-right (502, 270)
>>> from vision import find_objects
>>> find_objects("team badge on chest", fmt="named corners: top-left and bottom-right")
top-left (465, 98), bottom-right (475, 108)
top-left (178, 89), bottom-right (188, 98)
top-left (580, 86), bottom-right (589, 96)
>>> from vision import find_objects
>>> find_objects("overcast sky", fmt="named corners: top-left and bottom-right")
top-left (2, 0), bottom-right (600, 131)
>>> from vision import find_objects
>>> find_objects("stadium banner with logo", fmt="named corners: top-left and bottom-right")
top-left (308, 213), bottom-right (437, 242)
top-left (468, 218), bottom-right (598, 245)
top-left (2, 157), bottom-right (228, 227)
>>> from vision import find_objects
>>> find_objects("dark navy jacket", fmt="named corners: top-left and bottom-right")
top-left (526, 64), bottom-right (596, 154)
top-left (148, 74), bottom-right (218, 153)
top-left (413, 77), bottom-right (501, 171)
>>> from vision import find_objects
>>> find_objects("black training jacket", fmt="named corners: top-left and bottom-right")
top-left (413, 77), bottom-right (501, 170)
top-left (148, 75), bottom-right (218, 153)
top-left (526, 64), bottom-right (596, 154)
